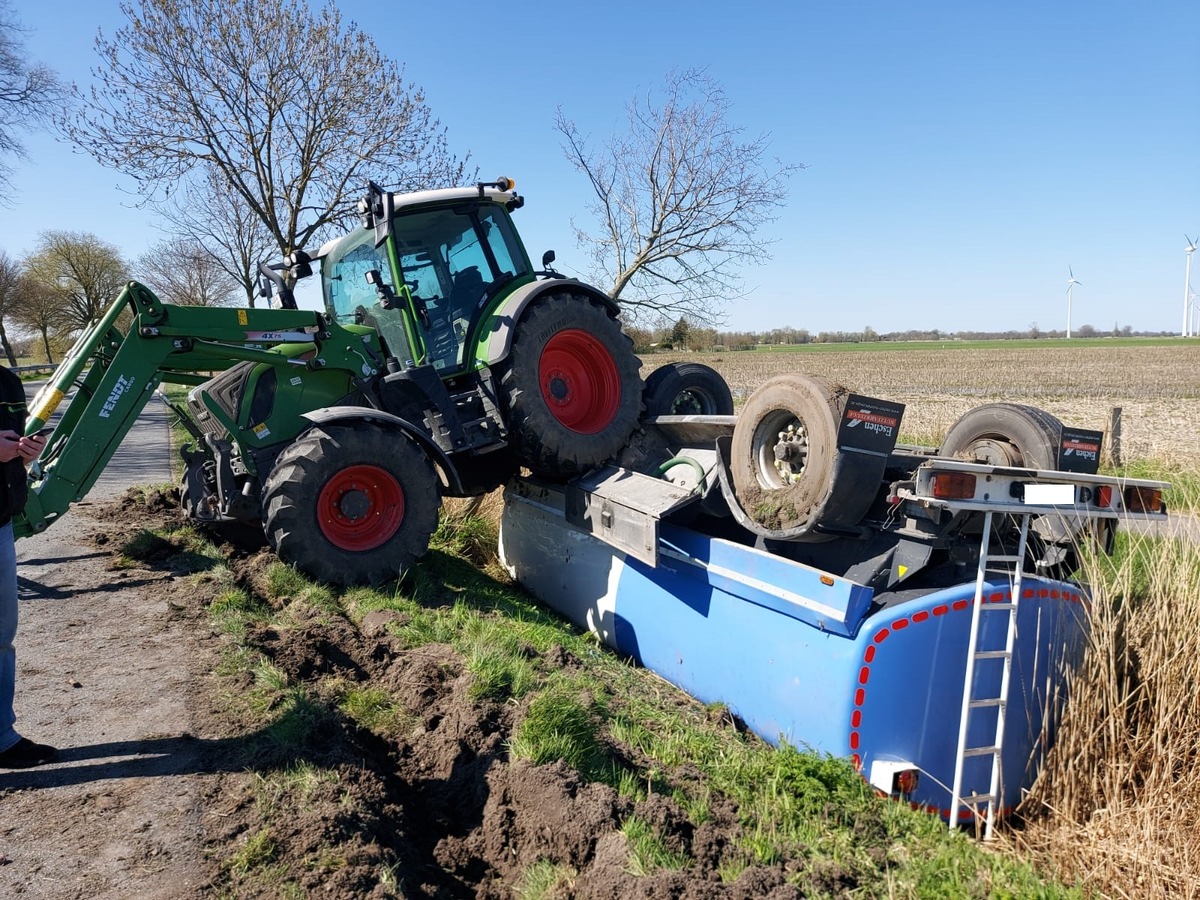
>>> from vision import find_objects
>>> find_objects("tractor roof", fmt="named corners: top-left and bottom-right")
top-left (387, 184), bottom-right (519, 213)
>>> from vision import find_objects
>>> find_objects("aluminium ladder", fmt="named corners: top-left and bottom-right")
top-left (949, 510), bottom-right (1032, 839)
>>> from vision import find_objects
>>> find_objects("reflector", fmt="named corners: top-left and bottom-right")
top-left (931, 472), bottom-right (977, 500)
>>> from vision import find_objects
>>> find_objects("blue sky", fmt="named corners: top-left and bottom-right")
top-left (2, 0), bottom-right (1197, 335)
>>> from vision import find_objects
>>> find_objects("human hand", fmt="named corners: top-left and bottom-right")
top-left (16, 432), bottom-right (47, 463)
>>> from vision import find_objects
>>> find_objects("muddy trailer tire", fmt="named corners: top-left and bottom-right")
top-left (263, 423), bottom-right (441, 587)
top-left (939, 403), bottom-right (1062, 470)
top-left (501, 292), bottom-right (642, 478)
top-left (728, 373), bottom-right (879, 537)
top-left (643, 362), bottom-right (735, 416)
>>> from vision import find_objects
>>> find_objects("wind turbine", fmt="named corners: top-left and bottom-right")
top-left (1183, 236), bottom-right (1197, 338)
top-left (1066, 267), bottom-right (1082, 339)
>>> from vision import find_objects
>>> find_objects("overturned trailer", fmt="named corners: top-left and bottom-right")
top-left (498, 373), bottom-right (1168, 836)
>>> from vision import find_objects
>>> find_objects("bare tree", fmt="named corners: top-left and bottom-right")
top-left (23, 231), bottom-right (128, 331)
top-left (0, 250), bottom-right (22, 364)
top-left (159, 169), bottom-right (274, 306)
top-left (556, 69), bottom-right (799, 325)
top-left (137, 237), bottom-right (241, 307)
top-left (0, 0), bottom-right (64, 191)
top-left (66, 0), bottom-right (468, 265)
top-left (9, 273), bottom-right (62, 364)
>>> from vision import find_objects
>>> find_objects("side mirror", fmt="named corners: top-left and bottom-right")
top-left (542, 250), bottom-right (556, 268)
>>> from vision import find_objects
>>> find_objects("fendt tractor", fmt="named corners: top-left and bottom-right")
top-left (16, 178), bottom-right (644, 584)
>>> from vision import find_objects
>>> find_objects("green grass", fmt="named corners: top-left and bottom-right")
top-left (336, 685), bottom-right (412, 736)
top-left (226, 827), bottom-right (278, 877)
top-left (514, 860), bottom-right (576, 899)
top-left (621, 815), bottom-right (690, 876)
top-left (508, 679), bottom-right (608, 774)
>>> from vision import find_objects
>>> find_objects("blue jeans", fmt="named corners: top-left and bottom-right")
top-left (0, 521), bottom-right (19, 752)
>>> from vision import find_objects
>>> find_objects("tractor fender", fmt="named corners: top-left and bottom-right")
top-left (478, 278), bottom-right (620, 366)
top-left (299, 407), bottom-right (464, 495)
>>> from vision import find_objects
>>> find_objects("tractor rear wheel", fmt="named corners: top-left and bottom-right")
top-left (263, 423), bottom-right (441, 587)
top-left (643, 362), bottom-right (735, 416)
top-left (501, 293), bottom-right (642, 478)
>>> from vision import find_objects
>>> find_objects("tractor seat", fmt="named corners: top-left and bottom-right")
top-left (449, 266), bottom-right (485, 314)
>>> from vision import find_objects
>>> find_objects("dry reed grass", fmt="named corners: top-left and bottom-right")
top-left (1005, 531), bottom-right (1200, 898)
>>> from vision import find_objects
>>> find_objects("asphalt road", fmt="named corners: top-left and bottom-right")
top-left (22, 379), bottom-right (175, 500)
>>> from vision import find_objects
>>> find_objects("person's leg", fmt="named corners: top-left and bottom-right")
top-left (0, 521), bottom-right (20, 753)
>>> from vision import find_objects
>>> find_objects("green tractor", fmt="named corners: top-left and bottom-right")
top-left (19, 178), bottom-right (643, 586)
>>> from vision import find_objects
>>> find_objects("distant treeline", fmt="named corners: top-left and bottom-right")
top-left (626, 319), bottom-right (1176, 353)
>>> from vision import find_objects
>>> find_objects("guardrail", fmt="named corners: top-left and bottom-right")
top-left (11, 364), bottom-right (56, 375)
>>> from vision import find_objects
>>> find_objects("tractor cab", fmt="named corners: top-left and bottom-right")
top-left (320, 180), bottom-right (534, 374)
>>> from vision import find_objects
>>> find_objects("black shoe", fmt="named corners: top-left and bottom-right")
top-left (0, 737), bottom-right (57, 769)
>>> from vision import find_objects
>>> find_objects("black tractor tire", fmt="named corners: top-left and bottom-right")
top-left (939, 403), bottom-right (1062, 470)
top-left (500, 292), bottom-right (643, 478)
top-left (643, 362), bottom-right (735, 416)
top-left (262, 423), bottom-right (441, 587)
top-left (729, 374), bottom-right (849, 532)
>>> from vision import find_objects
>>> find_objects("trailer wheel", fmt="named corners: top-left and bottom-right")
top-left (263, 423), bottom-right (441, 587)
top-left (729, 374), bottom-right (849, 531)
top-left (940, 403), bottom-right (1061, 470)
top-left (643, 362), bottom-right (735, 416)
top-left (501, 292), bottom-right (642, 478)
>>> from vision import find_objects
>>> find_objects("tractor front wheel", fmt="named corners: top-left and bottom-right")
top-left (501, 293), bottom-right (642, 478)
top-left (263, 423), bottom-right (441, 587)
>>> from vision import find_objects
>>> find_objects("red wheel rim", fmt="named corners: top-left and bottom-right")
top-left (317, 464), bottom-right (405, 551)
top-left (538, 329), bottom-right (621, 434)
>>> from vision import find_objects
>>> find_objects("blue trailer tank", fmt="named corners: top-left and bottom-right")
top-left (499, 476), bottom-right (1091, 823)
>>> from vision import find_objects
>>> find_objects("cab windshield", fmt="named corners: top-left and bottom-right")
top-left (322, 202), bottom-right (531, 371)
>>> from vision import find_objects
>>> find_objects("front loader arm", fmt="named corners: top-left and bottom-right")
top-left (14, 281), bottom-right (332, 538)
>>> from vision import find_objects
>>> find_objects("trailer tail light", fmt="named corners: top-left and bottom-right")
top-left (1125, 486), bottom-right (1163, 514)
top-left (931, 472), bottom-right (977, 500)
top-left (895, 769), bottom-right (919, 795)
top-left (1095, 485), bottom-right (1113, 508)
top-left (868, 760), bottom-right (921, 799)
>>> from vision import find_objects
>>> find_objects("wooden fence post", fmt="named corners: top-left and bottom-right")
top-left (1104, 407), bottom-right (1122, 468)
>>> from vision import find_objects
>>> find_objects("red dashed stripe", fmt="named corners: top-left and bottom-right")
top-left (848, 580), bottom-right (1085, 821)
